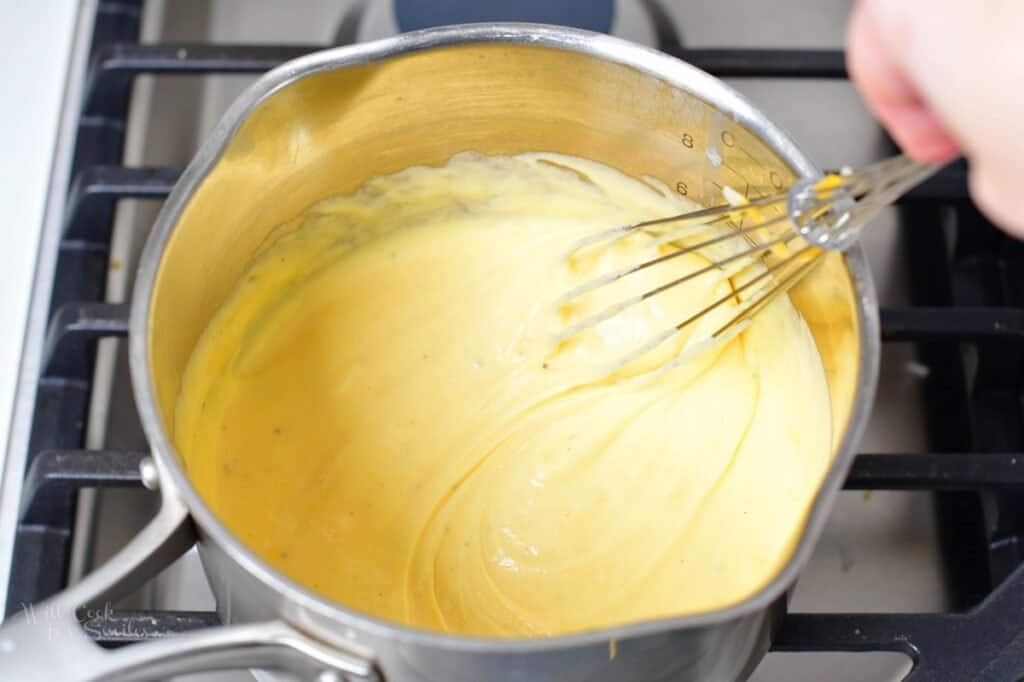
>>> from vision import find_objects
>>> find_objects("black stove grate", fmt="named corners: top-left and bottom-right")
top-left (6, 2), bottom-right (1024, 680)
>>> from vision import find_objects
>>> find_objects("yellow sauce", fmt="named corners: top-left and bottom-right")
top-left (174, 152), bottom-right (834, 637)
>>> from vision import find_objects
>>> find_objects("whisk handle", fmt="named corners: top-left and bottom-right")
top-left (788, 154), bottom-right (948, 251)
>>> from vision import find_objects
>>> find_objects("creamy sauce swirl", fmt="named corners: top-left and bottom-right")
top-left (175, 152), bottom-right (832, 637)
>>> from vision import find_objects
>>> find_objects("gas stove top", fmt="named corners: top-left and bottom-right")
top-left (2, 1), bottom-right (1024, 680)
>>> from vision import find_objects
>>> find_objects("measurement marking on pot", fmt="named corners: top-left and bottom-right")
top-left (747, 184), bottom-right (767, 199)
top-left (722, 161), bottom-right (746, 181)
top-left (737, 145), bottom-right (759, 164)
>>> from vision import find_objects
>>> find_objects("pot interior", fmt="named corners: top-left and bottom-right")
top-left (147, 38), bottom-right (861, 567)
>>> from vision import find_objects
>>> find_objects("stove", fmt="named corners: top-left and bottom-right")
top-left (2, 1), bottom-right (1024, 680)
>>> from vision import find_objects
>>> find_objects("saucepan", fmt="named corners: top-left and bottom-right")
top-left (0, 23), bottom-right (879, 681)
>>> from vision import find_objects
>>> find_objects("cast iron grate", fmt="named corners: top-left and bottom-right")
top-left (6, 2), bottom-right (1024, 680)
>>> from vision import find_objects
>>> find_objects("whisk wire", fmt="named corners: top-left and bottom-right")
top-left (607, 243), bottom-right (820, 372)
top-left (558, 153), bottom-right (948, 373)
top-left (564, 191), bottom-right (787, 257)
top-left (552, 227), bottom-right (796, 347)
top-left (709, 246), bottom-right (822, 338)
top-left (558, 214), bottom-right (789, 306)
top-left (671, 243), bottom-right (817, 335)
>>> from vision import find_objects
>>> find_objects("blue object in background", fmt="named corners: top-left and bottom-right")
top-left (394, 0), bottom-right (615, 34)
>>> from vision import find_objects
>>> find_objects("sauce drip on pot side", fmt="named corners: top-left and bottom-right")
top-left (174, 152), bottom-right (834, 637)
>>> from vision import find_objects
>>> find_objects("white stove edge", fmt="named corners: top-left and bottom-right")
top-left (0, 0), bottom-right (95, 614)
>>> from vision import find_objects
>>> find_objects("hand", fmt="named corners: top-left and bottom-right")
top-left (847, 0), bottom-right (1024, 235)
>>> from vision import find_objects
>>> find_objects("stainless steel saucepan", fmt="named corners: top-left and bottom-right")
top-left (0, 23), bottom-right (879, 681)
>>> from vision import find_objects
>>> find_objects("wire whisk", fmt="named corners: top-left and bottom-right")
top-left (554, 154), bottom-right (945, 372)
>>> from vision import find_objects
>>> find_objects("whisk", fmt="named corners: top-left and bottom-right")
top-left (555, 154), bottom-right (946, 370)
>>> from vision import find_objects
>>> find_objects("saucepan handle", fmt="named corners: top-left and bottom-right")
top-left (0, 460), bottom-right (379, 681)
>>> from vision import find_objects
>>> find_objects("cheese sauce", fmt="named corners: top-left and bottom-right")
top-left (174, 152), bottom-right (833, 637)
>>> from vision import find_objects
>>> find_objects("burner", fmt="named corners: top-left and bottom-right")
top-left (350, 0), bottom-right (664, 47)
top-left (393, 0), bottom-right (614, 33)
